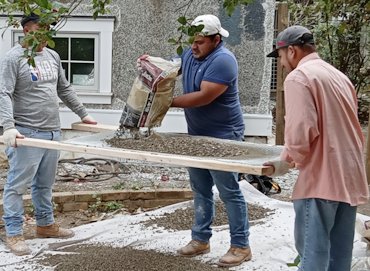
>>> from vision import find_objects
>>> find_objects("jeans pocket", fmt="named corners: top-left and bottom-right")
top-left (15, 125), bottom-right (38, 138)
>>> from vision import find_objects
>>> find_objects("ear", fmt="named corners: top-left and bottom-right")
top-left (214, 35), bottom-right (221, 45)
top-left (23, 24), bottom-right (31, 34)
top-left (287, 45), bottom-right (295, 55)
top-left (287, 45), bottom-right (300, 59)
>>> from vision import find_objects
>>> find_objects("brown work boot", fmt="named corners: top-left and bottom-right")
top-left (177, 240), bottom-right (210, 257)
top-left (218, 246), bottom-right (252, 267)
top-left (6, 235), bottom-right (31, 256)
top-left (36, 223), bottom-right (74, 238)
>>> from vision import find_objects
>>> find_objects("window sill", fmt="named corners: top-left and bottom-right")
top-left (60, 92), bottom-right (112, 104)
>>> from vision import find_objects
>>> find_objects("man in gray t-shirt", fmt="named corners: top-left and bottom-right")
top-left (0, 13), bottom-right (97, 256)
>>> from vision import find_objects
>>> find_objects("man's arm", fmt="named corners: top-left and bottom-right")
top-left (0, 54), bottom-right (26, 147)
top-left (51, 50), bottom-right (93, 121)
top-left (42, 49), bottom-right (85, 119)
top-left (283, 79), bottom-right (319, 166)
top-left (171, 81), bottom-right (227, 108)
top-left (0, 54), bottom-right (18, 131)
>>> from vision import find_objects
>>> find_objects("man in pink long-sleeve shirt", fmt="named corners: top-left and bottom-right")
top-left (265, 25), bottom-right (369, 271)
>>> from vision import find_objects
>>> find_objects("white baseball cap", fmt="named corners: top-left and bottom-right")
top-left (191, 14), bottom-right (229, 38)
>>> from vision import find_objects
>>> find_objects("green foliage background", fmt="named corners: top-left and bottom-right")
top-left (288, 0), bottom-right (370, 94)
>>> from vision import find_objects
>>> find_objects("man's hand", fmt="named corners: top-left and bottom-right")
top-left (263, 160), bottom-right (295, 177)
top-left (81, 115), bottom-right (97, 125)
top-left (136, 54), bottom-right (149, 70)
top-left (3, 128), bottom-right (24, 147)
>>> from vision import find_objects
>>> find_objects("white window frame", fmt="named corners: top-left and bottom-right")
top-left (0, 16), bottom-right (114, 104)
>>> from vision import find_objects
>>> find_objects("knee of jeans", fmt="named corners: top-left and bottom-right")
top-left (7, 183), bottom-right (28, 195)
top-left (219, 188), bottom-right (244, 200)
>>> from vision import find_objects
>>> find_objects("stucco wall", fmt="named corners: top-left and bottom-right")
top-left (0, 0), bottom-right (275, 119)
top-left (81, 0), bottom-right (276, 114)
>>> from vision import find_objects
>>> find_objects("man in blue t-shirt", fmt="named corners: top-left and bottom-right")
top-left (171, 14), bottom-right (251, 268)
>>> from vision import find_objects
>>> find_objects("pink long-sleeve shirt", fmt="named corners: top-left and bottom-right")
top-left (280, 53), bottom-right (369, 206)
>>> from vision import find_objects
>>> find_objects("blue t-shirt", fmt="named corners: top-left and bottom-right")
top-left (181, 42), bottom-right (245, 140)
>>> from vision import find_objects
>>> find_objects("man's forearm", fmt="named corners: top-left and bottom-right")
top-left (171, 92), bottom-right (211, 108)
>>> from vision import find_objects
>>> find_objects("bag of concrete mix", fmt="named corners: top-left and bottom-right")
top-left (119, 56), bottom-right (180, 129)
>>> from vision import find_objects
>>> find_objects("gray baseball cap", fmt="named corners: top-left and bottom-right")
top-left (267, 25), bottom-right (315, 58)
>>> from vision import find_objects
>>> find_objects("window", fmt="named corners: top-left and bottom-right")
top-left (0, 16), bottom-right (114, 104)
top-left (270, 7), bottom-right (279, 93)
top-left (56, 36), bottom-right (98, 90)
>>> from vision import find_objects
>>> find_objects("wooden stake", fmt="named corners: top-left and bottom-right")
top-left (366, 110), bottom-right (370, 184)
top-left (275, 2), bottom-right (288, 145)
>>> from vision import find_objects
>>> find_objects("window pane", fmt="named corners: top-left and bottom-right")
top-left (71, 63), bottom-right (94, 86)
top-left (18, 36), bottom-right (24, 44)
top-left (53, 38), bottom-right (69, 60)
top-left (62, 62), bottom-right (69, 81)
top-left (71, 38), bottom-right (94, 61)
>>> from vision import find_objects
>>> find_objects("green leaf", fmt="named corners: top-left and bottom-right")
top-left (28, 57), bottom-right (36, 67)
top-left (222, 0), bottom-right (253, 16)
top-left (167, 38), bottom-right (177, 44)
top-left (188, 36), bottom-right (195, 44)
top-left (58, 7), bottom-right (69, 13)
top-left (33, 9), bottom-right (41, 15)
top-left (187, 25), bottom-right (196, 36)
top-left (195, 25), bottom-right (204, 32)
top-left (93, 11), bottom-right (99, 19)
top-left (34, 0), bottom-right (49, 9)
top-left (241, 0), bottom-right (253, 4)
top-left (176, 46), bottom-right (183, 56)
top-left (286, 255), bottom-right (300, 267)
top-left (177, 16), bottom-right (187, 25)
top-left (47, 39), bottom-right (55, 48)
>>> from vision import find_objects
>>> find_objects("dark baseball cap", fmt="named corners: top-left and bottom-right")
top-left (21, 12), bottom-right (57, 28)
top-left (267, 25), bottom-right (315, 58)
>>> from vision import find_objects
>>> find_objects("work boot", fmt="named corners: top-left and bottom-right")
top-left (6, 235), bottom-right (31, 256)
top-left (177, 240), bottom-right (210, 257)
top-left (218, 246), bottom-right (252, 267)
top-left (36, 223), bottom-right (74, 238)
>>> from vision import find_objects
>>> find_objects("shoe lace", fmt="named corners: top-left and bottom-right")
top-left (189, 240), bottom-right (200, 247)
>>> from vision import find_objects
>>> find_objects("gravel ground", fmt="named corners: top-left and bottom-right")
top-left (39, 245), bottom-right (225, 271)
top-left (143, 201), bottom-right (274, 231)
top-left (106, 131), bottom-right (251, 158)
top-left (37, 201), bottom-right (275, 271)
top-left (1, 129), bottom-right (369, 270)
top-left (0, 142), bottom-right (284, 271)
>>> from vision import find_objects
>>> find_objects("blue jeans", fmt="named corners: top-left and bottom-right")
top-left (188, 167), bottom-right (249, 248)
top-left (293, 198), bottom-right (357, 271)
top-left (2, 125), bottom-right (61, 237)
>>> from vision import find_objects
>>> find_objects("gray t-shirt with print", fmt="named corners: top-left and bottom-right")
top-left (0, 44), bottom-right (87, 131)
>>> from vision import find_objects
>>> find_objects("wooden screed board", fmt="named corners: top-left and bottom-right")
top-left (0, 123), bottom-right (278, 176)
